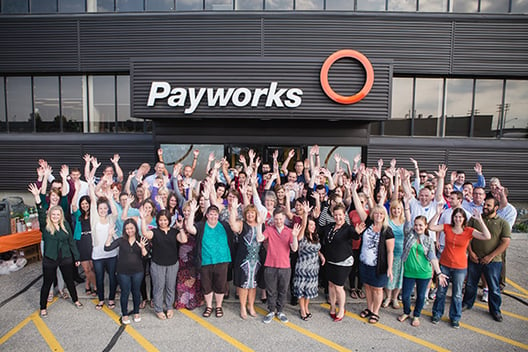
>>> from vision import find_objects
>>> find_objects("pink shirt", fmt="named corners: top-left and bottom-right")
top-left (263, 226), bottom-right (293, 268)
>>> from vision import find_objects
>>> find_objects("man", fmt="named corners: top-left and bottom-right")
top-left (452, 162), bottom-right (485, 192)
top-left (144, 162), bottom-right (169, 189)
top-left (186, 202), bottom-right (233, 319)
top-left (463, 186), bottom-right (486, 215)
top-left (257, 208), bottom-right (300, 324)
top-left (462, 197), bottom-right (510, 322)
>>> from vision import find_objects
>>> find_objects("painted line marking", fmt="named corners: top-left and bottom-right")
top-left (472, 302), bottom-right (528, 321)
top-left (320, 304), bottom-right (449, 352)
top-left (420, 310), bottom-right (528, 350)
top-left (255, 306), bottom-right (352, 352)
top-left (32, 311), bottom-right (65, 352)
top-left (503, 290), bottom-right (528, 300)
top-left (91, 299), bottom-right (160, 352)
top-left (180, 308), bottom-right (254, 352)
top-left (506, 278), bottom-right (528, 296)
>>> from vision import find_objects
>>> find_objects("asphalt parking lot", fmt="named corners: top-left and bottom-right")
top-left (1, 234), bottom-right (527, 352)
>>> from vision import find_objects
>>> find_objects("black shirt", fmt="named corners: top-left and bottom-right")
top-left (150, 228), bottom-right (180, 266)
top-left (105, 238), bottom-right (143, 275)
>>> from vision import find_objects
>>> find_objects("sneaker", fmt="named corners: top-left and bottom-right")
top-left (482, 289), bottom-right (489, 303)
top-left (451, 320), bottom-right (460, 329)
top-left (431, 316), bottom-right (440, 324)
top-left (428, 288), bottom-right (437, 300)
top-left (424, 299), bottom-right (430, 306)
top-left (492, 313), bottom-right (503, 322)
top-left (122, 316), bottom-right (131, 325)
top-left (276, 312), bottom-right (289, 323)
top-left (133, 314), bottom-right (141, 323)
top-left (263, 312), bottom-right (275, 324)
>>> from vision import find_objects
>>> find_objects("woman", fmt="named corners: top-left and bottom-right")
top-left (229, 203), bottom-right (262, 319)
top-left (175, 201), bottom-right (204, 310)
top-left (428, 205), bottom-right (491, 328)
top-left (293, 215), bottom-right (324, 320)
top-left (141, 209), bottom-right (187, 320)
top-left (399, 214), bottom-right (447, 327)
top-left (28, 183), bottom-right (83, 317)
top-left (71, 183), bottom-right (97, 297)
top-left (165, 191), bottom-right (180, 227)
top-left (104, 218), bottom-right (148, 324)
top-left (89, 180), bottom-right (119, 311)
top-left (383, 200), bottom-right (405, 309)
top-left (320, 203), bottom-right (359, 322)
top-left (352, 181), bottom-right (395, 324)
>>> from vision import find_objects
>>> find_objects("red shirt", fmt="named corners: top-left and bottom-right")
top-left (263, 226), bottom-right (293, 268)
top-left (439, 224), bottom-right (474, 269)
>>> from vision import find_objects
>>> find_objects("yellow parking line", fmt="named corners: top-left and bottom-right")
top-left (320, 304), bottom-right (449, 352)
top-left (506, 278), bottom-right (528, 296)
top-left (91, 299), bottom-right (160, 352)
top-left (420, 310), bottom-right (528, 350)
top-left (32, 312), bottom-right (64, 352)
top-left (180, 308), bottom-right (254, 352)
top-left (503, 290), bottom-right (528, 300)
top-left (255, 306), bottom-right (352, 352)
top-left (472, 302), bottom-right (528, 322)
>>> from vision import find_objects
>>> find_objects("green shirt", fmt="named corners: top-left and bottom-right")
top-left (201, 222), bottom-right (231, 266)
top-left (404, 241), bottom-right (432, 279)
top-left (468, 215), bottom-right (510, 262)
top-left (38, 203), bottom-right (80, 261)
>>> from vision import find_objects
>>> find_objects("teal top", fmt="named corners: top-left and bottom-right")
top-left (201, 222), bottom-right (231, 266)
top-left (389, 219), bottom-right (405, 257)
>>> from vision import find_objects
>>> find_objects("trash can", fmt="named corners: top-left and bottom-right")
top-left (0, 201), bottom-right (10, 236)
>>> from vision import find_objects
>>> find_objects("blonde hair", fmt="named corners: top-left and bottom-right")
top-left (46, 205), bottom-right (68, 234)
top-left (369, 204), bottom-right (389, 231)
top-left (389, 200), bottom-right (405, 223)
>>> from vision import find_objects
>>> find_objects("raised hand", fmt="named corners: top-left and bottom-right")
top-left (409, 157), bottom-right (418, 168)
top-left (292, 223), bottom-right (302, 238)
top-left (474, 162), bottom-right (482, 175)
top-left (60, 164), bottom-right (69, 180)
top-left (355, 222), bottom-right (366, 234)
top-left (288, 149), bottom-right (295, 158)
top-left (193, 149), bottom-right (200, 158)
top-left (28, 183), bottom-right (40, 197)
top-left (111, 154), bottom-right (120, 164)
top-left (435, 164), bottom-right (447, 179)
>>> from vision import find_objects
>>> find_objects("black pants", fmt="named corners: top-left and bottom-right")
top-left (40, 256), bottom-right (78, 310)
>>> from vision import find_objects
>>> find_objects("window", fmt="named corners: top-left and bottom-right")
top-left (6, 77), bottom-right (33, 132)
top-left (160, 144), bottom-right (224, 180)
top-left (414, 78), bottom-right (442, 136)
top-left (445, 78), bottom-right (473, 136)
top-left (265, 0), bottom-right (293, 10)
top-left (512, 0), bottom-right (528, 13)
top-left (503, 80), bottom-right (528, 138)
top-left (61, 76), bottom-right (86, 133)
top-left (450, 0), bottom-right (477, 12)
top-left (117, 76), bottom-right (143, 132)
top-left (0, 78), bottom-right (6, 132)
top-left (296, 0), bottom-right (324, 10)
top-left (325, 0), bottom-right (354, 10)
top-left (87, 0), bottom-right (114, 12)
top-left (235, 0), bottom-right (262, 9)
top-left (88, 76), bottom-right (115, 132)
top-left (146, 0), bottom-right (175, 10)
top-left (59, 0), bottom-right (85, 12)
top-left (176, 0), bottom-right (203, 10)
top-left (385, 77), bottom-right (413, 135)
top-left (34, 77), bottom-right (60, 132)
top-left (480, 0), bottom-right (509, 13)
top-left (388, 0), bottom-right (416, 11)
top-left (31, 0), bottom-right (57, 12)
top-left (474, 79), bottom-right (503, 137)
top-left (357, 0), bottom-right (385, 11)
top-left (116, 0), bottom-right (144, 11)
top-left (206, 0), bottom-right (232, 10)
top-left (2, 0), bottom-right (29, 13)
top-left (418, 0), bottom-right (446, 11)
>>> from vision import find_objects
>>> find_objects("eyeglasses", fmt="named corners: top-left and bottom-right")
top-left (420, 175), bottom-right (427, 178)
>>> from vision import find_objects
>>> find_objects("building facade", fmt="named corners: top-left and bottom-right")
top-left (0, 0), bottom-right (527, 200)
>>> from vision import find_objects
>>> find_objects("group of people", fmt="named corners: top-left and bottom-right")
top-left (30, 146), bottom-right (516, 328)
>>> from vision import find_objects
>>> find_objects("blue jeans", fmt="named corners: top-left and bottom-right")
top-left (462, 260), bottom-right (502, 316)
top-left (93, 256), bottom-right (118, 302)
top-left (432, 265), bottom-right (466, 322)
top-left (401, 276), bottom-right (429, 318)
top-left (118, 272), bottom-right (144, 316)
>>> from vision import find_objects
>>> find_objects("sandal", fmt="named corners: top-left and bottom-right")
top-left (107, 301), bottom-right (116, 310)
top-left (350, 289), bottom-right (358, 299)
top-left (166, 310), bottom-right (174, 319)
top-left (368, 313), bottom-right (380, 324)
top-left (139, 300), bottom-right (147, 309)
top-left (95, 302), bottom-right (104, 310)
top-left (360, 308), bottom-right (372, 318)
top-left (156, 312), bottom-right (167, 320)
top-left (306, 312), bottom-right (312, 319)
top-left (202, 306), bottom-right (213, 318)
top-left (381, 297), bottom-right (391, 308)
top-left (91, 290), bottom-right (97, 298)
top-left (358, 290), bottom-right (366, 299)
top-left (411, 317), bottom-right (420, 327)
top-left (215, 307), bottom-right (224, 318)
top-left (59, 290), bottom-right (70, 300)
top-left (74, 301), bottom-right (84, 309)
top-left (47, 292), bottom-right (54, 302)
top-left (40, 309), bottom-right (48, 318)
top-left (85, 288), bottom-right (92, 295)
top-left (398, 313), bottom-right (410, 322)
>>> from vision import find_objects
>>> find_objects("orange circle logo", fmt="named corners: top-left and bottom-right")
top-left (320, 49), bottom-right (374, 105)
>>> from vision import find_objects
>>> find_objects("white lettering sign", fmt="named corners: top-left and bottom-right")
top-left (146, 81), bottom-right (303, 114)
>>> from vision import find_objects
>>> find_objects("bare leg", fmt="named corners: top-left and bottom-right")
top-left (214, 292), bottom-right (224, 308)
top-left (364, 284), bottom-right (374, 311)
top-left (335, 285), bottom-right (346, 319)
top-left (238, 287), bottom-right (248, 319)
top-left (328, 282), bottom-right (337, 314)
top-left (299, 297), bottom-right (307, 317)
top-left (371, 287), bottom-right (384, 315)
top-left (204, 292), bottom-right (213, 308)
top-left (247, 288), bottom-right (257, 316)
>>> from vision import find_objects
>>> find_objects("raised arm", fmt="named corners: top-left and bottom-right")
top-left (229, 197), bottom-right (243, 234)
top-left (409, 158), bottom-right (420, 193)
top-left (469, 209), bottom-right (492, 241)
top-left (427, 202), bottom-right (445, 232)
top-left (191, 149), bottom-right (199, 174)
top-left (111, 154), bottom-right (124, 183)
top-left (139, 207), bottom-right (154, 240)
top-left (351, 180), bottom-right (368, 222)
top-left (473, 162), bottom-right (486, 189)
top-left (185, 199), bottom-right (199, 235)
top-left (281, 149), bottom-right (295, 176)
top-left (83, 154), bottom-right (92, 181)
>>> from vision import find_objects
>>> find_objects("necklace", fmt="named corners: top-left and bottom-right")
top-left (327, 225), bottom-right (340, 244)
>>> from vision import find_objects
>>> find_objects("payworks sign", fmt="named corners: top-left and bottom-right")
top-left (132, 51), bottom-right (388, 120)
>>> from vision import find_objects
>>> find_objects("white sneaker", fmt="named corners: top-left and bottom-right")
top-left (133, 314), bottom-right (141, 323)
top-left (262, 312), bottom-right (275, 324)
top-left (276, 312), bottom-right (289, 323)
top-left (482, 289), bottom-right (489, 303)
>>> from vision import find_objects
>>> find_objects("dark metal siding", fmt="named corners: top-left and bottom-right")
top-left (0, 134), bottom-right (155, 191)
top-left (367, 137), bottom-right (528, 202)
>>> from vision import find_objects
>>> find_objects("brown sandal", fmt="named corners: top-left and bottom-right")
top-left (202, 306), bottom-right (213, 318)
top-left (369, 313), bottom-right (380, 324)
top-left (215, 307), bottom-right (224, 318)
